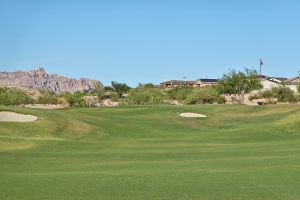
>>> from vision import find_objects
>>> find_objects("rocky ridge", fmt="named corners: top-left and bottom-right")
top-left (0, 67), bottom-right (101, 93)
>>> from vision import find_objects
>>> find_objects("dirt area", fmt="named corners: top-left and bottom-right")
top-left (22, 104), bottom-right (65, 109)
top-left (102, 99), bottom-right (119, 107)
top-left (0, 111), bottom-right (37, 122)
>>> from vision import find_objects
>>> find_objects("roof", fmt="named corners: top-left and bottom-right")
top-left (197, 78), bottom-right (219, 83)
top-left (160, 80), bottom-right (194, 85)
top-left (287, 76), bottom-right (300, 83)
top-left (259, 75), bottom-right (287, 83)
top-left (160, 79), bottom-right (219, 86)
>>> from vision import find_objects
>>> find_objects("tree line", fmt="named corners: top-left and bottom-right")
top-left (0, 81), bottom-right (131, 107)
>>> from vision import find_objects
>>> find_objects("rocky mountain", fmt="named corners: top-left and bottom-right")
top-left (0, 67), bottom-right (101, 93)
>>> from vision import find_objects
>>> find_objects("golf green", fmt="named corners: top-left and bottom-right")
top-left (0, 104), bottom-right (300, 200)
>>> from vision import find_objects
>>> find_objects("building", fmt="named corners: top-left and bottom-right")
top-left (287, 76), bottom-right (300, 84)
top-left (160, 78), bottom-right (219, 88)
top-left (259, 75), bottom-right (286, 91)
top-left (195, 79), bottom-right (219, 87)
top-left (259, 75), bottom-right (299, 94)
top-left (160, 75), bottom-right (299, 93)
top-left (285, 76), bottom-right (300, 93)
top-left (160, 80), bottom-right (194, 88)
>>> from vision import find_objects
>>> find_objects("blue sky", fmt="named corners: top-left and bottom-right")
top-left (0, 0), bottom-right (300, 86)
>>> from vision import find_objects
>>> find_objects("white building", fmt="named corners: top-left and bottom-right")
top-left (286, 76), bottom-right (300, 94)
top-left (259, 75), bottom-right (299, 94)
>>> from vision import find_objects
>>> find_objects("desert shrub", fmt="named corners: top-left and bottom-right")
top-left (108, 92), bottom-right (119, 102)
top-left (84, 96), bottom-right (99, 107)
top-left (62, 91), bottom-right (86, 107)
top-left (57, 97), bottom-right (66, 105)
top-left (217, 95), bottom-right (226, 104)
top-left (253, 87), bottom-right (297, 103)
top-left (166, 86), bottom-right (193, 101)
top-left (92, 82), bottom-right (105, 100)
top-left (126, 88), bottom-right (165, 105)
top-left (36, 90), bottom-right (58, 104)
top-left (186, 86), bottom-right (220, 104)
top-left (249, 94), bottom-right (260, 101)
top-left (260, 90), bottom-right (273, 98)
top-left (104, 86), bottom-right (114, 91)
top-left (271, 87), bottom-right (296, 103)
top-left (0, 87), bottom-right (33, 105)
top-left (126, 90), bottom-right (148, 105)
top-left (137, 83), bottom-right (155, 89)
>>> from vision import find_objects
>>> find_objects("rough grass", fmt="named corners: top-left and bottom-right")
top-left (0, 104), bottom-right (300, 200)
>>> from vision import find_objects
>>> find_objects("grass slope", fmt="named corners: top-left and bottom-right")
top-left (0, 104), bottom-right (300, 200)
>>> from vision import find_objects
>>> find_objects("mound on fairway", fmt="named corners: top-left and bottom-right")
top-left (179, 112), bottom-right (207, 118)
top-left (0, 111), bottom-right (37, 122)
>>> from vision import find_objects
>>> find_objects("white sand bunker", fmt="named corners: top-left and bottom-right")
top-left (179, 112), bottom-right (207, 118)
top-left (0, 111), bottom-right (37, 122)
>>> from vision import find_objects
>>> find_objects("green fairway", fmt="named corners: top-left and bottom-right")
top-left (1, 104), bottom-right (300, 200)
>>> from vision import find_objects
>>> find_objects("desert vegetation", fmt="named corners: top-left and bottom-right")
top-left (36, 90), bottom-right (59, 105)
top-left (249, 86), bottom-right (299, 103)
top-left (0, 87), bottom-right (34, 105)
top-left (0, 68), bottom-right (299, 107)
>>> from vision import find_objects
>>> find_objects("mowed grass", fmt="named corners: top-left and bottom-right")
top-left (1, 104), bottom-right (300, 200)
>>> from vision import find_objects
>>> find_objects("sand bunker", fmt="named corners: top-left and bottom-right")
top-left (179, 112), bottom-right (207, 118)
top-left (0, 111), bottom-right (37, 122)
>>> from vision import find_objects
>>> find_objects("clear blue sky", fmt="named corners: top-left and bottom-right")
top-left (0, 0), bottom-right (300, 86)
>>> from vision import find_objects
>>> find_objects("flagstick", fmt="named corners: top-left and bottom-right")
top-left (259, 60), bottom-right (261, 75)
top-left (260, 63), bottom-right (262, 75)
top-left (259, 58), bottom-right (263, 75)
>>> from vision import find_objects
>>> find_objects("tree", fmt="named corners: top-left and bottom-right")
top-left (271, 87), bottom-right (296, 103)
top-left (166, 86), bottom-right (193, 101)
top-left (126, 88), bottom-right (165, 105)
top-left (186, 86), bottom-right (222, 104)
top-left (36, 90), bottom-right (58, 104)
top-left (137, 83), bottom-right (155, 89)
top-left (62, 91), bottom-right (86, 107)
top-left (93, 82), bottom-right (104, 100)
top-left (111, 81), bottom-right (130, 98)
top-left (217, 68), bottom-right (262, 103)
top-left (0, 87), bottom-right (33, 105)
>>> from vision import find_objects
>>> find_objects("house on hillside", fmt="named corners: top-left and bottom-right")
top-left (259, 75), bottom-right (286, 91)
top-left (160, 80), bottom-right (195, 88)
top-left (285, 76), bottom-right (300, 93)
top-left (287, 76), bottom-right (300, 84)
top-left (160, 78), bottom-right (219, 88)
top-left (195, 79), bottom-right (219, 87)
top-left (160, 75), bottom-right (299, 93)
top-left (259, 75), bottom-right (299, 94)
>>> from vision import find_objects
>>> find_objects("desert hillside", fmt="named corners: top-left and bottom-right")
top-left (0, 68), bottom-right (101, 93)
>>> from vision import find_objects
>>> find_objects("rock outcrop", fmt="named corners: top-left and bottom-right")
top-left (0, 67), bottom-right (101, 93)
